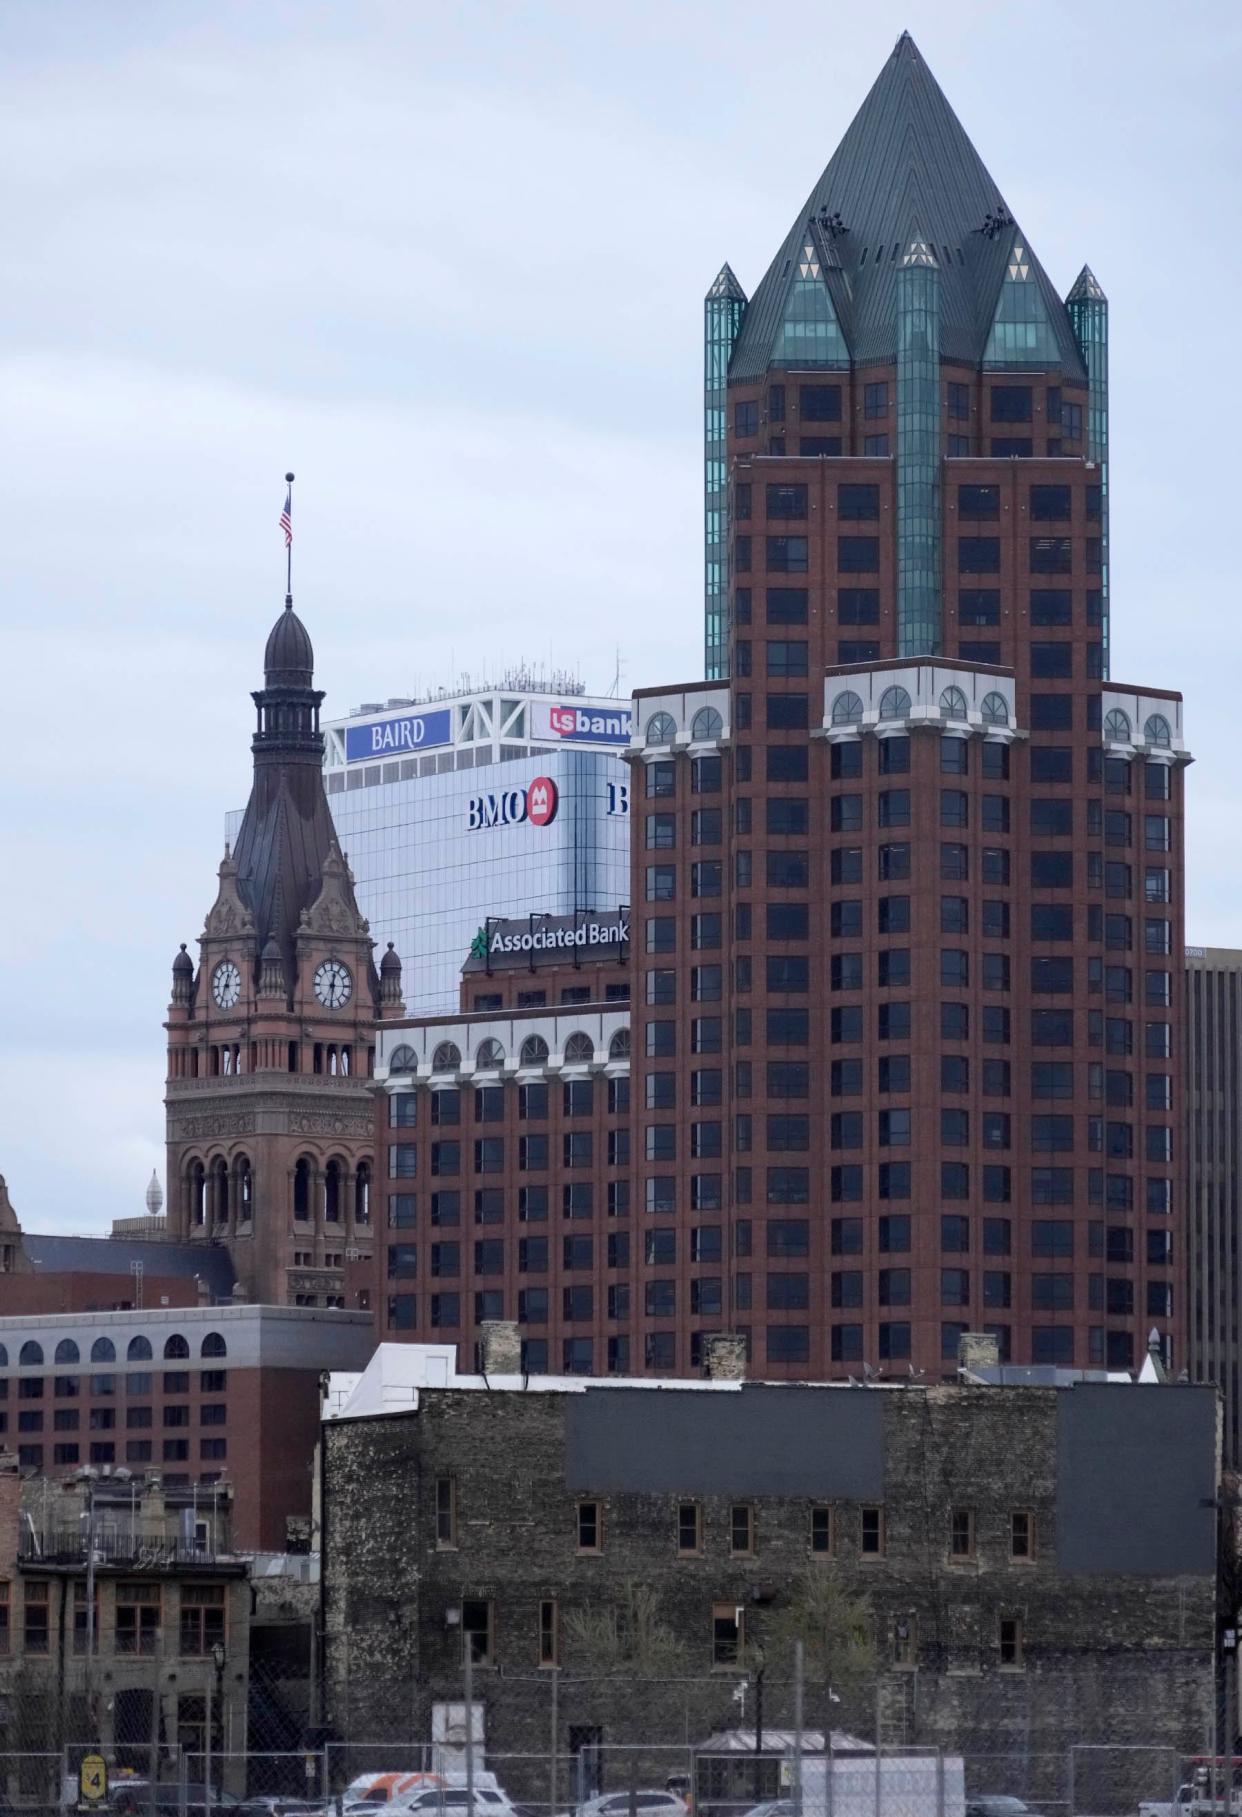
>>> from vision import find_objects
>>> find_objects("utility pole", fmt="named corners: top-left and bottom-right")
top-left (464, 1644), bottom-right (474, 1813)
top-left (550, 1666), bottom-right (559, 1817)
top-left (792, 1641), bottom-right (804, 1817)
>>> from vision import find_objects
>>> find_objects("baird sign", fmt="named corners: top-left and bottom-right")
top-left (344, 706), bottom-right (452, 763)
top-left (464, 910), bottom-right (630, 971)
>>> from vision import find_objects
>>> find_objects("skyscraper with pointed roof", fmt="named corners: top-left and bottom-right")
top-left (622, 32), bottom-right (1190, 1380)
top-left (165, 593), bottom-right (405, 1306)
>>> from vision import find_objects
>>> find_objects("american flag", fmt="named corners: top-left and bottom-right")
top-left (279, 485), bottom-right (293, 547)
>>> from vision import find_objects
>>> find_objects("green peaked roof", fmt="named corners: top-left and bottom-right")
top-left (729, 32), bottom-right (1086, 380)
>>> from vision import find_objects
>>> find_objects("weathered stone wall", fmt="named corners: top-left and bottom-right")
top-left (321, 1382), bottom-right (1218, 1788)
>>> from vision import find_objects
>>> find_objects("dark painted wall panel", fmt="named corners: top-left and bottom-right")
top-left (564, 1384), bottom-right (885, 1497)
top-left (1056, 1385), bottom-right (1217, 1575)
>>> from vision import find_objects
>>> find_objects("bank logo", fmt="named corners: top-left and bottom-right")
top-left (466, 775), bottom-right (560, 832)
top-left (537, 702), bottom-right (632, 745)
top-left (527, 775), bottom-right (557, 827)
top-left (470, 927), bottom-right (489, 959)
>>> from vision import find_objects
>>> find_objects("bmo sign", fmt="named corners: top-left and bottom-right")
top-left (467, 774), bottom-right (559, 832)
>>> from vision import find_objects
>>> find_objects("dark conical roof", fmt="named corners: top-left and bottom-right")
top-left (729, 32), bottom-right (1085, 379)
top-left (380, 942), bottom-right (402, 975)
top-left (264, 598), bottom-right (314, 686)
top-left (172, 943), bottom-right (194, 975)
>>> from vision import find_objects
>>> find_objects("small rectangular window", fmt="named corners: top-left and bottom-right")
top-left (1010, 1510), bottom-right (1034, 1560)
top-left (577, 1500), bottom-right (602, 1553)
top-left (462, 1597), bottom-right (493, 1665)
top-left (730, 1503), bottom-right (755, 1556)
top-left (435, 1476), bottom-right (457, 1547)
top-left (810, 1505), bottom-right (833, 1554)
top-left (861, 1506), bottom-right (885, 1557)
top-left (538, 1597), bottom-right (559, 1667)
top-left (713, 1602), bottom-right (744, 1667)
top-left (950, 1509), bottom-right (975, 1559)
top-left (999, 1614), bottom-right (1024, 1667)
top-left (677, 1501), bottom-right (702, 1554)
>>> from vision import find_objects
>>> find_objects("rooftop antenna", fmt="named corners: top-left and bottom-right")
top-left (608, 647), bottom-right (623, 699)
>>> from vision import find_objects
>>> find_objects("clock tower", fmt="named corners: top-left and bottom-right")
top-left (165, 593), bottom-right (404, 1308)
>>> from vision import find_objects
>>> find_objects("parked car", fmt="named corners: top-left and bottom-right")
top-left (967, 1799), bottom-right (1041, 1817)
top-left (109, 1785), bottom-right (243, 1817)
top-left (558, 1792), bottom-right (689, 1817)
top-left (739, 1802), bottom-right (796, 1817)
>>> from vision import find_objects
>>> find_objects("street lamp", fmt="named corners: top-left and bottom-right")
top-left (74, 1466), bottom-right (132, 1740)
top-left (206, 1640), bottom-right (225, 1807)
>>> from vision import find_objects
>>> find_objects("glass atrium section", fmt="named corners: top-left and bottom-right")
top-left (1068, 265), bottom-right (1110, 677)
top-left (896, 243), bottom-right (941, 656)
top-left (772, 240), bottom-right (848, 368)
top-left (704, 264), bottom-right (746, 681)
top-left (983, 237), bottom-right (1063, 366)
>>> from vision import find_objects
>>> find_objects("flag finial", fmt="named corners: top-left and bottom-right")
top-left (280, 472), bottom-right (295, 604)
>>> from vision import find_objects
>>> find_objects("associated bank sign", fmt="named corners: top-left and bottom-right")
top-left (344, 708), bottom-right (452, 763)
top-left (467, 910), bottom-right (630, 970)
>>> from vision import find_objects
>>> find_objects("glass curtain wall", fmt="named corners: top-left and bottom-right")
top-left (896, 243), bottom-right (941, 656)
top-left (1067, 267), bottom-right (1110, 678)
top-left (704, 265), bottom-right (746, 681)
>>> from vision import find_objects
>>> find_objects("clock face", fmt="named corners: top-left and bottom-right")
top-left (314, 958), bottom-right (353, 1010)
top-left (211, 961), bottom-right (242, 1010)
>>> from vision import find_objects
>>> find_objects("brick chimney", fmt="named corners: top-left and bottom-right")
top-left (957, 1331), bottom-right (1000, 1374)
top-left (703, 1334), bottom-right (747, 1382)
top-left (479, 1320), bottom-right (521, 1375)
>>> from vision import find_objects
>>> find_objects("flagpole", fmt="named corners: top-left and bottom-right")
top-left (285, 471), bottom-right (295, 602)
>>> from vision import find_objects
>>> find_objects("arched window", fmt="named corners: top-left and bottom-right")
top-left (127, 1336), bottom-right (152, 1362)
top-left (939, 686), bottom-right (968, 721)
top-left (878, 685), bottom-right (911, 720)
top-left (520, 1034), bottom-right (550, 1066)
top-left (1104, 708), bottom-right (1132, 742)
top-left (608, 1028), bottom-right (631, 1061)
top-left (389, 1044), bottom-right (418, 1073)
top-left (981, 692), bottom-right (1009, 726)
top-left (0, 1344), bottom-right (8, 1367)
top-left (18, 1341), bottom-right (42, 1367)
top-left (54, 1339), bottom-right (79, 1365)
top-left (563, 1032), bottom-right (594, 1065)
top-left (432, 1041), bottom-right (461, 1072)
top-left (236, 1156), bottom-right (253, 1223)
top-left (645, 711), bottom-right (677, 745)
top-left (187, 1159), bottom-right (206, 1227)
top-left (90, 1337), bottom-right (115, 1364)
top-left (1144, 713), bottom-right (1172, 748)
top-left (324, 1158), bottom-right (345, 1224)
top-left (200, 1332), bottom-right (227, 1359)
top-left (691, 706), bottom-right (724, 742)
top-left (476, 1038), bottom-right (505, 1070)
top-left (355, 1160), bottom-right (372, 1225)
top-left (208, 1156), bottom-right (229, 1224)
top-left (831, 690), bottom-right (864, 726)
top-left (163, 1335), bottom-right (190, 1360)
top-left (293, 1156), bottom-right (312, 1221)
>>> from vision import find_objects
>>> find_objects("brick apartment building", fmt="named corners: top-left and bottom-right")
top-left (321, 1341), bottom-right (1218, 1781)
top-left (0, 1304), bottom-right (373, 1549)
top-left (368, 36), bottom-right (1188, 1382)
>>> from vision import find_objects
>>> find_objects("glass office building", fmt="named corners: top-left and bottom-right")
top-left (228, 682), bottom-right (632, 1014)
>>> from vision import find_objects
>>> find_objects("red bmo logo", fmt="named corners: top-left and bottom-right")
top-left (527, 776), bottom-right (558, 827)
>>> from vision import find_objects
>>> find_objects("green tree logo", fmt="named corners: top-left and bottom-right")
top-left (470, 926), bottom-right (489, 959)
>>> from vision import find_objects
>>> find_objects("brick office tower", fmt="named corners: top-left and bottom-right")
top-left (635, 33), bottom-right (1190, 1379)
top-left (166, 595), bottom-right (405, 1305)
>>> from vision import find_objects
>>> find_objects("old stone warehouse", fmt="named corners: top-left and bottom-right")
top-left (321, 1340), bottom-right (1218, 1789)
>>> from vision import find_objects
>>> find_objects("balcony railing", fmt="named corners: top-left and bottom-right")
top-left (18, 1530), bottom-right (239, 1569)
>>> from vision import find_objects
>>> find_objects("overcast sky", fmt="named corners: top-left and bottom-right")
top-left (2, 0), bottom-right (1239, 1234)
